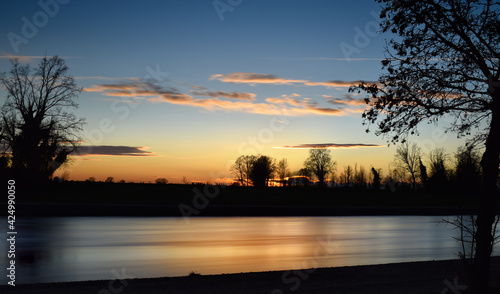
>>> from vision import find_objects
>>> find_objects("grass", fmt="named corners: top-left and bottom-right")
top-left (10, 180), bottom-right (489, 216)
top-left (34, 181), bottom-right (480, 207)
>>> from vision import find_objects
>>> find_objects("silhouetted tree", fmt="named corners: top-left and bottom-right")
top-left (353, 164), bottom-right (367, 187)
top-left (155, 178), bottom-right (168, 184)
top-left (0, 56), bottom-right (84, 184)
top-left (304, 148), bottom-right (335, 187)
top-left (341, 165), bottom-right (353, 186)
top-left (351, 1), bottom-right (500, 290)
top-left (277, 158), bottom-right (290, 186)
top-left (393, 142), bottom-right (421, 189)
top-left (249, 155), bottom-right (275, 188)
top-left (86, 177), bottom-right (96, 182)
top-left (231, 155), bottom-right (256, 186)
top-left (418, 158), bottom-right (428, 188)
top-left (105, 177), bottom-right (114, 183)
top-left (455, 145), bottom-right (482, 193)
top-left (296, 167), bottom-right (313, 179)
top-left (231, 156), bottom-right (246, 186)
top-left (428, 148), bottom-right (449, 192)
top-left (371, 167), bottom-right (381, 190)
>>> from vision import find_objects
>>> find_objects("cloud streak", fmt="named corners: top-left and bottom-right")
top-left (86, 81), bottom-right (357, 116)
top-left (326, 94), bottom-right (366, 106)
top-left (211, 72), bottom-right (379, 88)
top-left (305, 80), bottom-right (367, 88)
top-left (0, 52), bottom-right (78, 63)
top-left (275, 143), bottom-right (384, 149)
top-left (191, 90), bottom-right (256, 101)
top-left (74, 146), bottom-right (155, 156)
top-left (210, 72), bottom-right (308, 85)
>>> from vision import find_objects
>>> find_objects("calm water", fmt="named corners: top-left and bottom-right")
top-left (1, 216), bottom-right (494, 284)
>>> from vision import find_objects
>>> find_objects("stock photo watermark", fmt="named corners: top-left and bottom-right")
top-left (7, 0), bottom-right (70, 53)
top-left (178, 108), bottom-right (293, 222)
top-left (178, 184), bottom-right (224, 222)
top-left (72, 64), bottom-right (169, 171)
top-left (97, 268), bottom-right (135, 294)
top-left (441, 276), bottom-right (467, 294)
top-left (339, 10), bottom-right (380, 62)
top-left (213, 0), bottom-right (243, 21)
top-left (270, 235), bottom-right (335, 294)
top-left (6, 180), bottom-right (17, 286)
top-left (238, 113), bottom-right (292, 155)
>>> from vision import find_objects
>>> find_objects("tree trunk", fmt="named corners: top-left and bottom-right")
top-left (468, 94), bottom-right (500, 293)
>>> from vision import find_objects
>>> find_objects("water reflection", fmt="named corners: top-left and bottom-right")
top-left (0, 216), bottom-right (487, 284)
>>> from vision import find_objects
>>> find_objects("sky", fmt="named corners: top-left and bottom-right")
top-left (0, 0), bottom-right (470, 183)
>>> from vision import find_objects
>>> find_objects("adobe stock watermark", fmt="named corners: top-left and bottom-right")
top-left (177, 155), bottom-right (239, 223)
top-left (97, 268), bottom-right (135, 294)
top-left (270, 235), bottom-right (335, 294)
top-left (8, 0), bottom-right (71, 54)
top-left (178, 108), bottom-right (294, 222)
top-left (213, 0), bottom-right (243, 21)
top-left (65, 64), bottom-right (169, 173)
top-left (178, 183), bottom-right (227, 224)
top-left (238, 110), bottom-right (293, 155)
top-left (81, 63), bottom-right (169, 147)
top-left (441, 276), bottom-right (467, 294)
top-left (339, 10), bottom-right (381, 62)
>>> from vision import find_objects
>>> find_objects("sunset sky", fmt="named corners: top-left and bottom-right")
top-left (0, 0), bottom-right (469, 183)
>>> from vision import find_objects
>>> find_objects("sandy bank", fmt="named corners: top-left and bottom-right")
top-left (2, 257), bottom-right (499, 294)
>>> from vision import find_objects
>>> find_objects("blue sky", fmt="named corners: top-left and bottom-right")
top-left (0, 0), bottom-right (468, 182)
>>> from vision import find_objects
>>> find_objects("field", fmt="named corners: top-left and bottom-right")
top-left (9, 181), bottom-right (488, 216)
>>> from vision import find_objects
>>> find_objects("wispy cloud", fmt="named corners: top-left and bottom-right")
top-left (86, 81), bottom-right (355, 116)
top-left (275, 143), bottom-right (384, 149)
top-left (305, 80), bottom-right (376, 88)
top-left (75, 76), bottom-right (137, 81)
top-left (210, 72), bottom-right (308, 85)
top-left (308, 57), bottom-right (384, 61)
top-left (0, 52), bottom-right (78, 63)
top-left (0, 53), bottom-right (43, 63)
top-left (211, 72), bottom-right (378, 88)
top-left (191, 90), bottom-right (256, 101)
top-left (74, 145), bottom-right (155, 156)
top-left (326, 94), bottom-right (366, 106)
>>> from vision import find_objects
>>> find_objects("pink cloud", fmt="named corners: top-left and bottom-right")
top-left (210, 72), bottom-right (308, 85)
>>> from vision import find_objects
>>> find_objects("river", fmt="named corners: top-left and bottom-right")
top-left (1, 216), bottom-right (494, 284)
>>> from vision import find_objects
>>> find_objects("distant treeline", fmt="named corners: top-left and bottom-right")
top-left (228, 142), bottom-right (487, 194)
top-left (69, 142), bottom-right (489, 195)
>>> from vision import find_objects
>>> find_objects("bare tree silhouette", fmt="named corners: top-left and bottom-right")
top-left (0, 56), bottom-right (84, 185)
top-left (341, 165), bottom-right (353, 186)
top-left (277, 158), bottom-right (290, 186)
top-left (428, 147), bottom-right (450, 192)
top-left (304, 148), bottom-right (336, 187)
top-left (351, 1), bottom-right (500, 291)
top-left (231, 155), bottom-right (257, 186)
top-left (393, 142), bottom-right (421, 189)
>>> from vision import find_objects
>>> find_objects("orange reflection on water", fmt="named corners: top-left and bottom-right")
top-left (4, 216), bottom-right (467, 284)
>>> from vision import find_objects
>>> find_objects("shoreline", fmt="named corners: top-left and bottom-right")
top-left (1, 257), bottom-right (499, 294)
top-left (9, 202), bottom-right (483, 217)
